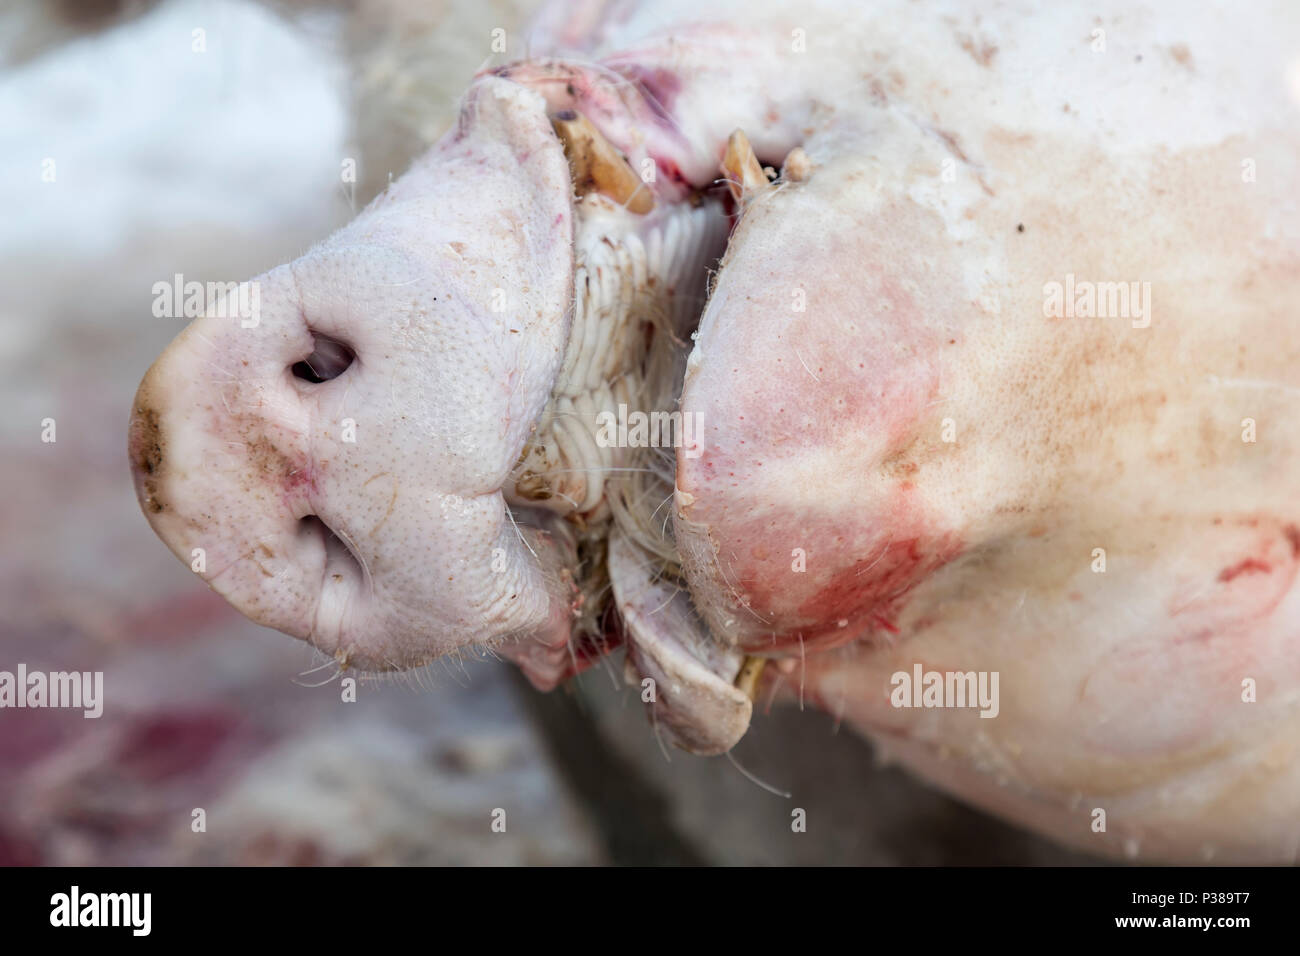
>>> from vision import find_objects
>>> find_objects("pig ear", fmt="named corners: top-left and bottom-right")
top-left (609, 530), bottom-right (753, 755)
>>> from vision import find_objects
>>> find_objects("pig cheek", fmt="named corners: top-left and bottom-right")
top-left (676, 191), bottom-right (967, 650)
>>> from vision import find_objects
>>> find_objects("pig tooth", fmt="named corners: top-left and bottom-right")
top-left (721, 129), bottom-right (770, 204)
top-left (734, 655), bottom-right (768, 701)
top-left (781, 146), bottom-right (812, 182)
top-left (551, 110), bottom-right (654, 214)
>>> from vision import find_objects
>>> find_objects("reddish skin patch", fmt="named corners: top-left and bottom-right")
top-left (686, 429), bottom-right (959, 653)
top-left (1219, 558), bottom-right (1273, 582)
top-left (681, 280), bottom-right (958, 652)
top-left (247, 433), bottom-right (320, 512)
top-left (725, 273), bottom-right (940, 454)
top-left (579, 609), bottom-right (626, 668)
top-left (679, 190), bottom-right (968, 655)
top-left (282, 463), bottom-right (319, 500)
top-left (1170, 520), bottom-right (1300, 636)
top-left (279, 469), bottom-right (319, 514)
top-left (491, 59), bottom-right (703, 203)
top-left (498, 573), bottom-right (621, 688)
top-left (871, 614), bottom-right (901, 635)
top-left (801, 539), bottom-right (933, 624)
top-left (721, 483), bottom-right (964, 654)
top-left (654, 157), bottom-right (688, 187)
top-left (613, 64), bottom-right (682, 123)
top-left (1286, 524), bottom-right (1300, 558)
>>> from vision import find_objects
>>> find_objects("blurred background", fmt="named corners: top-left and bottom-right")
top-left (0, 0), bottom-right (1096, 865)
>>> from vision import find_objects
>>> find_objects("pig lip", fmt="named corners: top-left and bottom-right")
top-left (609, 531), bottom-right (752, 755)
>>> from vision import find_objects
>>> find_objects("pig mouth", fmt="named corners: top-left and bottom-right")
top-left (495, 100), bottom-right (767, 752)
top-left (504, 193), bottom-right (727, 521)
top-left (504, 152), bottom-right (728, 638)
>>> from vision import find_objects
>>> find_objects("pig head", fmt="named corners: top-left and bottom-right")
top-left (129, 0), bottom-right (1300, 862)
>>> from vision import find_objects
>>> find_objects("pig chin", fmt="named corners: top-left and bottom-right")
top-left (128, 74), bottom-right (728, 687)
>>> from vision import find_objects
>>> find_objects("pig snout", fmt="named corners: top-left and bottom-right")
top-left (129, 78), bottom-right (581, 673)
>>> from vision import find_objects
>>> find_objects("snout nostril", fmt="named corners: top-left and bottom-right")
top-left (298, 515), bottom-right (366, 584)
top-left (298, 514), bottom-right (329, 538)
top-left (292, 332), bottom-right (355, 383)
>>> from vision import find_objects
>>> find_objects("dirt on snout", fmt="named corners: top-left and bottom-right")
top-left (129, 401), bottom-right (166, 514)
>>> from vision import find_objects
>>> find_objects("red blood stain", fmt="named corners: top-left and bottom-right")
top-left (1219, 558), bottom-right (1273, 583)
top-left (0, 824), bottom-right (41, 866)
top-left (728, 489), bottom-right (964, 655)
top-left (652, 156), bottom-right (687, 186)
top-left (793, 533), bottom-right (962, 646)
top-left (277, 458), bottom-right (321, 513)
top-left (574, 618), bottom-right (624, 671)
top-left (283, 464), bottom-right (318, 497)
top-left (0, 708), bottom-right (67, 770)
top-left (1286, 524), bottom-right (1300, 558)
top-left (1172, 520), bottom-right (1300, 633)
top-left (115, 711), bottom-right (244, 783)
top-left (871, 614), bottom-right (901, 635)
